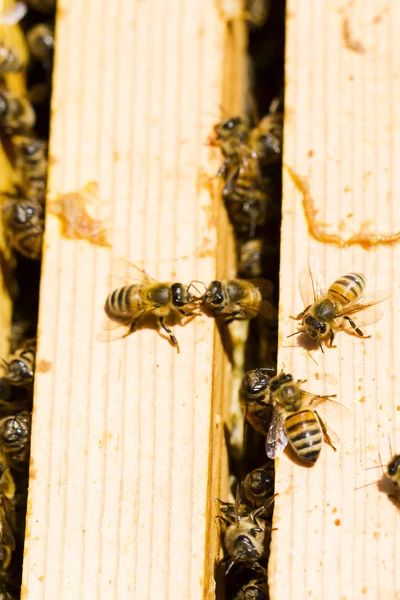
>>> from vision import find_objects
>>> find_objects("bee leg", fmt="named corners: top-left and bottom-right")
top-left (315, 410), bottom-right (337, 452)
top-left (326, 330), bottom-right (336, 347)
top-left (159, 317), bottom-right (180, 353)
top-left (289, 306), bottom-right (310, 320)
top-left (343, 316), bottom-right (371, 338)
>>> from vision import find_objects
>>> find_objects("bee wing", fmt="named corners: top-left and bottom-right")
top-left (308, 252), bottom-right (326, 301)
top-left (266, 407), bottom-right (285, 444)
top-left (338, 291), bottom-right (393, 317)
top-left (266, 429), bottom-right (288, 460)
top-left (107, 258), bottom-right (159, 289)
top-left (298, 267), bottom-right (315, 307)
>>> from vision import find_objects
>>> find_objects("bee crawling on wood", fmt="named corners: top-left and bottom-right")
top-left (202, 278), bottom-right (276, 324)
top-left (0, 413), bottom-right (31, 471)
top-left (2, 193), bottom-right (44, 260)
top-left (2, 339), bottom-right (36, 388)
top-left (101, 259), bottom-right (204, 352)
top-left (12, 134), bottom-right (48, 205)
top-left (289, 253), bottom-right (391, 351)
top-left (241, 368), bottom-right (341, 465)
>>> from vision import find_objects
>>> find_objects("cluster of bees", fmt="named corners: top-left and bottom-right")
top-left (0, 0), bottom-right (55, 596)
top-left (0, 0), bottom-right (54, 261)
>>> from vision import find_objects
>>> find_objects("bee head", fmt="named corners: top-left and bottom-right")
top-left (387, 455), bottom-right (400, 481)
top-left (232, 534), bottom-right (260, 561)
top-left (205, 281), bottom-right (224, 305)
top-left (214, 117), bottom-right (242, 139)
top-left (269, 372), bottom-right (293, 393)
top-left (303, 315), bottom-right (327, 340)
top-left (171, 283), bottom-right (192, 307)
top-left (243, 368), bottom-right (274, 397)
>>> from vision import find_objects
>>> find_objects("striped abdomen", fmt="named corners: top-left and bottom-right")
top-left (105, 285), bottom-right (142, 323)
top-left (284, 409), bottom-right (322, 464)
top-left (328, 273), bottom-right (366, 306)
top-left (223, 174), bottom-right (268, 228)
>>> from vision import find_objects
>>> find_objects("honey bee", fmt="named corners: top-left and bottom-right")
top-left (238, 238), bottom-right (264, 278)
top-left (0, 413), bottom-right (31, 470)
top-left (0, 44), bottom-right (21, 74)
top-left (2, 196), bottom-right (44, 260)
top-left (222, 165), bottom-right (270, 237)
top-left (234, 578), bottom-right (268, 600)
top-left (243, 464), bottom-right (274, 508)
top-left (2, 339), bottom-right (36, 387)
top-left (240, 367), bottom-right (275, 436)
top-left (211, 117), bottom-right (253, 179)
top-left (220, 489), bottom-right (273, 572)
top-left (0, 492), bottom-right (15, 573)
top-left (290, 255), bottom-right (390, 350)
top-left (102, 260), bottom-right (202, 352)
top-left (266, 372), bottom-right (338, 464)
top-left (249, 110), bottom-right (283, 166)
top-left (0, 91), bottom-right (36, 135)
top-left (12, 134), bottom-right (48, 203)
top-left (26, 23), bottom-right (54, 66)
top-left (203, 278), bottom-right (275, 324)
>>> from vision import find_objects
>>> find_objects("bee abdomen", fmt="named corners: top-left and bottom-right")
top-left (285, 409), bottom-right (322, 464)
top-left (105, 285), bottom-right (140, 322)
top-left (328, 272), bottom-right (366, 305)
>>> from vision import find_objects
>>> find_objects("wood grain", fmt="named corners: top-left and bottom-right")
top-left (22, 1), bottom-right (246, 598)
top-left (269, 2), bottom-right (400, 599)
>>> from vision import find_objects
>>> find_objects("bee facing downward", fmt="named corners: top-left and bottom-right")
top-left (102, 260), bottom-right (202, 352)
top-left (289, 255), bottom-right (390, 351)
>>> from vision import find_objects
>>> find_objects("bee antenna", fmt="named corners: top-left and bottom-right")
top-left (318, 339), bottom-right (324, 353)
top-left (286, 330), bottom-right (307, 339)
top-left (388, 434), bottom-right (393, 457)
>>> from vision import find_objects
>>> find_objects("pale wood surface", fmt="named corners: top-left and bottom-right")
top-left (269, 2), bottom-right (400, 599)
top-left (22, 1), bottom-right (246, 598)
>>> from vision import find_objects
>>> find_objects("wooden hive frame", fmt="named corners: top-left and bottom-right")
top-left (21, 0), bottom-right (248, 598)
top-left (269, 1), bottom-right (400, 599)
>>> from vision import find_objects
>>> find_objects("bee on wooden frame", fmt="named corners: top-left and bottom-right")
top-left (2, 194), bottom-right (44, 260)
top-left (203, 278), bottom-right (276, 324)
top-left (266, 371), bottom-right (340, 465)
top-left (218, 488), bottom-right (273, 572)
top-left (222, 160), bottom-right (271, 238)
top-left (243, 463), bottom-right (274, 509)
top-left (0, 91), bottom-right (36, 135)
top-left (240, 367), bottom-right (275, 436)
top-left (26, 23), bottom-right (54, 68)
top-left (101, 259), bottom-right (203, 352)
top-left (0, 413), bottom-right (31, 470)
top-left (209, 116), bottom-right (253, 180)
top-left (12, 134), bottom-right (48, 204)
top-left (289, 254), bottom-right (390, 351)
top-left (2, 339), bottom-right (36, 388)
top-left (237, 238), bottom-right (265, 279)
